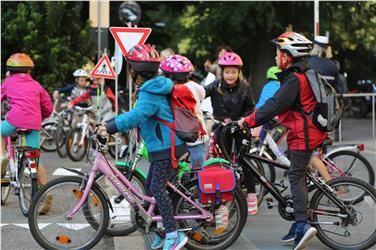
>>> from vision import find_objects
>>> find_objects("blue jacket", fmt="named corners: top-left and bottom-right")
top-left (255, 80), bottom-right (281, 109)
top-left (112, 76), bottom-right (187, 162)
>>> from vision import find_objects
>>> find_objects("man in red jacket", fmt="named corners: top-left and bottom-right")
top-left (238, 32), bottom-right (327, 250)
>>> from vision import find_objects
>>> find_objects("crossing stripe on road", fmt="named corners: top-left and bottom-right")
top-left (12, 223), bottom-right (51, 229)
top-left (52, 168), bottom-right (82, 176)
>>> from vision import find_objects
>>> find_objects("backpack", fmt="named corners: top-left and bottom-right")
top-left (154, 84), bottom-right (206, 167)
top-left (298, 69), bottom-right (345, 132)
top-left (197, 164), bottom-right (236, 205)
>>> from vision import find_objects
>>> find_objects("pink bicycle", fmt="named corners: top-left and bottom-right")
top-left (28, 130), bottom-right (247, 250)
top-left (1, 129), bottom-right (40, 216)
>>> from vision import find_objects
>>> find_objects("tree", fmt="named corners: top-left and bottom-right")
top-left (1, 2), bottom-right (95, 92)
top-left (141, 1), bottom-right (376, 95)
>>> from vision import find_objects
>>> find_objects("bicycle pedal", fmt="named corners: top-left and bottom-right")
top-left (266, 197), bottom-right (277, 209)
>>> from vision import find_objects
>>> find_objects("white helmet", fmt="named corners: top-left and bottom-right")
top-left (73, 69), bottom-right (88, 77)
top-left (272, 32), bottom-right (312, 57)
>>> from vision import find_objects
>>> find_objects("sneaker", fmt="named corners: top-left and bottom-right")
top-left (214, 204), bottom-right (230, 234)
top-left (151, 234), bottom-right (165, 250)
top-left (39, 193), bottom-right (53, 215)
top-left (281, 222), bottom-right (296, 244)
top-left (247, 193), bottom-right (258, 215)
top-left (163, 232), bottom-right (188, 250)
top-left (293, 223), bottom-right (317, 250)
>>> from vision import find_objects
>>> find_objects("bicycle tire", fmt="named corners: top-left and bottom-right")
top-left (173, 179), bottom-right (247, 250)
top-left (309, 176), bottom-right (376, 250)
top-left (18, 161), bottom-right (37, 216)
top-left (66, 127), bottom-right (88, 162)
top-left (40, 122), bottom-right (58, 152)
top-left (326, 150), bottom-right (375, 187)
top-left (84, 168), bottom-right (146, 236)
top-left (28, 176), bottom-right (109, 250)
top-left (55, 124), bottom-right (68, 158)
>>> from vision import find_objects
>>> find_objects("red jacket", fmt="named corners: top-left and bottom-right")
top-left (244, 61), bottom-right (327, 150)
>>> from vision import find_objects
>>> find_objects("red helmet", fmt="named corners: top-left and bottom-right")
top-left (126, 44), bottom-right (160, 73)
top-left (6, 53), bottom-right (35, 72)
top-left (218, 52), bottom-right (243, 68)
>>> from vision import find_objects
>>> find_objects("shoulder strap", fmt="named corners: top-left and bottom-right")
top-left (292, 72), bottom-right (311, 150)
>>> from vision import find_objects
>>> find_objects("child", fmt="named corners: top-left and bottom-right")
top-left (102, 44), bottom-right (188, 250)
top-left (52, 68), bottom-right (89, 101)
top-left (1, 53), bottom-right (53, 212)
top-left (160, 54), bottom-right (209, 169)
top-left (204, 52), bottom-right (258, 215)
top-left (238, 32), bottom-right (325, 249)
top-left (67, 76), bottom-right (116, 122)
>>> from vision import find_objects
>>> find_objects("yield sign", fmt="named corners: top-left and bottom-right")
top-left (90, 54), bottom-right (116, 79)
top-left (109, 27), bottom-right (152, 57)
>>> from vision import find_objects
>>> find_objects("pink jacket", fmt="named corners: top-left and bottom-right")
top-left (1, 73), bottom-right (53, 130)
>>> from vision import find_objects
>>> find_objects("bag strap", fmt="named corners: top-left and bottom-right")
top-left (293, 72), bottom-right (311, 150)
top-left (153, 116), bottom-right (178, 168)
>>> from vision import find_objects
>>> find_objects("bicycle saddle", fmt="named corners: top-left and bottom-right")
top-left (15, 129), bottom-right (32, 135)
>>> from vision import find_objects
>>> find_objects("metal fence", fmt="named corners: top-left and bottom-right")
top-left (338, 93), bottom-right (376, 143)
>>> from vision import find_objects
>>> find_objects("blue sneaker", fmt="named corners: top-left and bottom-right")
top-left (293, 223), bottom-right (317, 250)
top-left (281, 222), bottom-right (296, 244)
top-left (151, 234), bottom-right (165, 250)
top-left (163, 232), bottom-right (188, 250)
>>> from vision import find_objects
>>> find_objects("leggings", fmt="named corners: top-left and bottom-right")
top-left (145, 159), bottom-right (177, 233)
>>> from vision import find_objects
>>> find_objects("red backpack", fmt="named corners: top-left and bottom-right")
top-left (154, 84), bottom-right (206, 168)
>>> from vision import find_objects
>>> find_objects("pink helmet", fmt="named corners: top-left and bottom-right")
top-left (160, 54), bottom-right (194, 73)
top-left (218, 52), bottom-right (243, 68)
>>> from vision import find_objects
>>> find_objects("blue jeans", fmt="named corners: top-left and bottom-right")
top-left (1, 120), bottom-right (40, 148)
top-left (188, 143), bottom-right (206, 170)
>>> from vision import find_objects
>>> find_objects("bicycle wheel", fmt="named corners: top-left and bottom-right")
top-left (326, 150), bottom-right (375, 186)
top-left (18, 161), bottom-right (38, 216)
top-left (66, 127), bottom-right (88, 162)
top-left (40, 122), bottom-right (57, 152)
top-left (309, 176), bottom-right (376, 250)
top-left (28, 176), bottom-right (109, 250)
top-left (55, 124), bottom-right (68, 158)
top-left (173, 179), bottom-right (247, 250)
top-left (87, 168), bottom-right (146, 236)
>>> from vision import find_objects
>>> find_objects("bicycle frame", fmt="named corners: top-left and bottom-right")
top-left (240, 152), bottom-right (350, 213)
top-left (67, 150), bottom-right (213, 224)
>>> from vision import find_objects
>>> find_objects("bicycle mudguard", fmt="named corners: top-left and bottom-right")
top-left (61, 167), bottom-right (114, 212)
top-left (115, 162), bottom-right (147, 180)
top-left (203, 158), bottom-right (230, 167)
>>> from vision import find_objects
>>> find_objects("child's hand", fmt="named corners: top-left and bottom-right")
top-left (237, 118), bottom-right (245, 129)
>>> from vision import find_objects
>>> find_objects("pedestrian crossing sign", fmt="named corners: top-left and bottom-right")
top-left (90, 54), bottom-right (117, 79)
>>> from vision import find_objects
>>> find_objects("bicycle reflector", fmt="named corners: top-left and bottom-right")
top-left (56, 235), bottom-right (71, 244)
top-left (357, 144), bottom-right (365, 151)
top-left (24, 150), bottom-right (40, 158)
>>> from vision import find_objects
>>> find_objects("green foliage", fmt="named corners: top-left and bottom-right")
top-left (1, 2), bottom-right (95, 92)
top-left (141, 1), bottom-right (376, 90)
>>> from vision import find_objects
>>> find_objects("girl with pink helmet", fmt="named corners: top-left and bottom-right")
top-left (160, 54), bottom-right (209, 169)
top-left (204, 51), bottom-right (258, 215)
